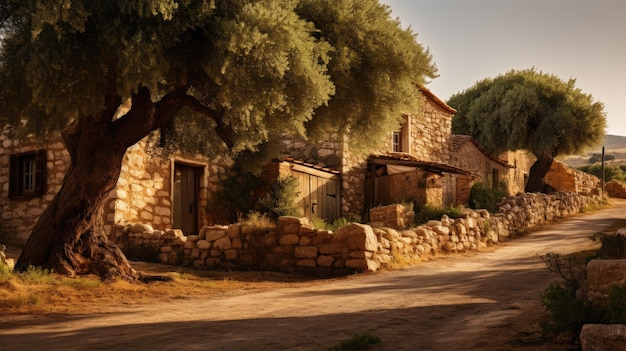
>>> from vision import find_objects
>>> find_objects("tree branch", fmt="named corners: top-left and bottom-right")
top-left (173, 94), bottom-right (234, 150)
top-left (111, 87), bottom-right (234, 150)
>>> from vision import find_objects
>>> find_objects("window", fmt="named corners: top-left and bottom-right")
top-left (9, 150), bottom-right (46, 198)
top-left (392, 131), bottom-right (402, 152)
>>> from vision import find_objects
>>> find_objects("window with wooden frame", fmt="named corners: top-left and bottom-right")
top-left (392, 131), bottom-right (402, 152)
top-left (9, 150), bottom-right (47, 198)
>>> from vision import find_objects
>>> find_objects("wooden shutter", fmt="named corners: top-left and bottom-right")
top-left (9, 154), bottom-right (19, 198)
top-left (35, 150), bottom-right (47, 195)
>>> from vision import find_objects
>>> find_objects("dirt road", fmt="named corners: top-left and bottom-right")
top-left (2, 201), bottom-right (626, 351)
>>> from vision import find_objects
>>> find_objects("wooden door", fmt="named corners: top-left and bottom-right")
top-left (293, 170), bottom-right (340, 223)
top-left (173, 164), bottom-right (199, 235)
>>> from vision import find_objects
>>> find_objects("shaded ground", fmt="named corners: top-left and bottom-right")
top-left (2, 200), bottom-right (626, 351)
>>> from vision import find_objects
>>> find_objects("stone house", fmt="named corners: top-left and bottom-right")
top-left (0, 84), bottom-right (588, 242)
top-left (0, 128), bottom-right (233, 242)
top-left (448, 135), bottom-right (517, 204)
top-left (278, 86), bottom-right (531, 221)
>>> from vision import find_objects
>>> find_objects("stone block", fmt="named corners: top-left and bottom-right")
top-left (227, 224), bottom-right (242, 239)
top-left (214, 237), bottom-right (232, 250)
top-left (345, 258), bottom-right (378, 272)
top-left (317, 255), bottom-right (335, 267)
top-left (278, 216), bottom-right (311, 235)
top-left (295, 246), bottom-right (318, 259)
top-left (279, 234), bottom-right (300, 246)
top-left (196, 240), bottom-right (211, 250)
top-left (162, 229), bottom-right (184, 239)
top-left (319, 243), bottom-right (344, 255)
top-left (587, 259), bottom-right (626, 296)
top-left (204, 226), bottom-right (228, 241)
top-left (334, 223), bottom-right (378, 252)
top-left (296, 259), bottom-right (317, 268)
top-left (131, 223), bottom-right (154, 233)
top-left (580, 324), bottom-right (626, 351)
top-left (224, 249), bottom-right (238, 261)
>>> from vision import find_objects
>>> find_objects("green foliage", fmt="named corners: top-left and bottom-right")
top-left (449, 69), bottom-right (606, 160)
top-left (588, 153), bottom-right (615, 164)
top-left (540, 241), bottom-right (626, 337)
top-left (330, 333), bottom-right (381, 351)
top-left (0, 259), bottom-right (12, 279)
top-left (259, 176), bottom-right (301, 219)
top-left (540, 282), bottom-right (586, 335)
top-left (312, 217), bottom-right (353, 231)
top-left (468, 183), bottom-right (508, 213)
top-left (414, 204), bottom-right (464, 225)
top-left (297, 0), bottom-right (437, 155)
top-left (578, 164), bottom-right (626, 182)
top-left (607, 284), bottom-right (626, 324)
top-left (206, 171), bottom-right (266, 224)
top-left (17, 265), bottom-right (55, 284)
top-left (0, 0), bottom-right (436, 158)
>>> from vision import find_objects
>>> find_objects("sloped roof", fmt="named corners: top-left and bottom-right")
top-left (419, 85), bottom-right (457, 114)
top-left (368, 152), bottom-right (479, 177)
top-left (282, 157), bottom-right (340, 176)
top-left (449, 135), bottom-right (514, 168)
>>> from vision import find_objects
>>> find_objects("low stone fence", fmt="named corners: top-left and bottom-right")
top-left (114, 191), bottom-right (599, 275)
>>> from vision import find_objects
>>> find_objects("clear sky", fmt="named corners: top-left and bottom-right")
top-left (380, 0), bottom-right (626, 136)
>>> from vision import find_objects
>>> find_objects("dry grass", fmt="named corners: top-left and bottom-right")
top-left (0, 256), bottom-right (317, 315)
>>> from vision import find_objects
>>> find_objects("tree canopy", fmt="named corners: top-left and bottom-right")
top-left (449, 69), bottom-right (606, 160)
top-left (0, 0), bottom-right (437, 278)
top-left (0, 0), bottom-right (436, 156)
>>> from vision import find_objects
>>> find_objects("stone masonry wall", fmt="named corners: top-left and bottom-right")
top-left (0, 130), bottom-right (69, 241)
top-left (407, 93), bottom-right (453, 163)
top-left (545, 160), bottom-right (601, 195)
top-left (117, 191), bottom-right (599, 275)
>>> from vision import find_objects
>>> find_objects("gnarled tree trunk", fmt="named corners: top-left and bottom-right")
top-left (525, 156), bottom-right (555, 193)
top-left (16, 119), bottom-right (137, 280)
top-left (15, 86), bottom-right (228, 279)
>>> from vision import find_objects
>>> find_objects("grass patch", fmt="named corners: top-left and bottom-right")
top-left (330, 333), bottom-right (381, 350)
top-left (312, 217), bottom-right (354, 231)
top-left (414, 204), bottom-right (464, 225)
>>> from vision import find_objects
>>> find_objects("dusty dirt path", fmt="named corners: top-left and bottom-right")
top-left (2, 200), bottom-right (626, 351)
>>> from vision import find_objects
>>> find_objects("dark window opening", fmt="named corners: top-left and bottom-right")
top-left (392, 131), bottom-right (402, 152)
top-left (9, 150), bottom-right (46, 198)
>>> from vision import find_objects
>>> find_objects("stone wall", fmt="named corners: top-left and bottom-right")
top-left (117, 191), bottom-right (599, 275)
top-left (407, 90), bottom-right (454, 163)
top-left (1, 128), bottom-right (231, 241)
top-left (0, 130), bottom-right (69, 241)
top-left (545, 160), bottom-right (601, 195)
top-left (606, 181), bottom-right (626, 199)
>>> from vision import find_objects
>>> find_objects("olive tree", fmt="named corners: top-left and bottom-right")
top-left (0, 0), bottom-right (436, 279)
top-left (449, 69), bottom-right (606, 193)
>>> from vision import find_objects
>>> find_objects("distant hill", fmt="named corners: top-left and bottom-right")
top-left (559, 134), bottom-right (626, 168)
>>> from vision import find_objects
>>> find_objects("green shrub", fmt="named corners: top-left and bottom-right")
top-left (312, 217), bottom-right (353, 231)
top-left (468, 183), bottom-right (508, 213)
top-left (206, 171), bottom-right (266, 224)
top-left (607, 284), bottom-right (626, 323)
top-left (414, 204), bottom-right (463, 225)
top-left (578, 164), bottom-right (626, 182)
top-left (540, 243), bottom-right (626, 338)
top-left (258, 176), bottom-right (301, 219)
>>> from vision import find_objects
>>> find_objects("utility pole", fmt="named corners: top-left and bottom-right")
top-left (601, 146), bottom-right (605, 200)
